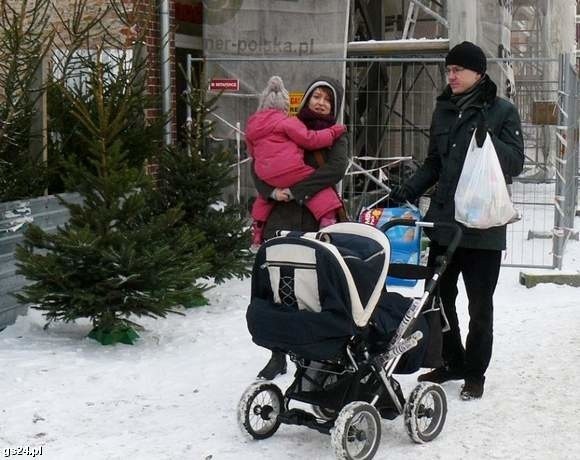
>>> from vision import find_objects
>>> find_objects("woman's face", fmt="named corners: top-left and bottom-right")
top-left (307, 87), bottom-right (333, 116)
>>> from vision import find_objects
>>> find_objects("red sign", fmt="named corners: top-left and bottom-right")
top-left (209, 79), bottom-right (239, 91)
top-left (175, 1), bottom-right (203, 25)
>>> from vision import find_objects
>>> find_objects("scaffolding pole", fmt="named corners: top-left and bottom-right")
top-left (347, 38), bottom-right (449, 55)
top-left (553, 53), bottom-right (579, 269)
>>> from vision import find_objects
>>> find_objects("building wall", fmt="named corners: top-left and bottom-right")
top-left (140, 0), bottom-right (177, 139)
top-left (49, 0), bottom-right (178, 145)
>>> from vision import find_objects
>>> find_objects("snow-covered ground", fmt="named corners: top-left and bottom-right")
top-left (1, 230), bottom-right (579, 460)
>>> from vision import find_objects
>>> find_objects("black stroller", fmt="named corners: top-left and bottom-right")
top-left (238, 220), bottom-right (461, 460)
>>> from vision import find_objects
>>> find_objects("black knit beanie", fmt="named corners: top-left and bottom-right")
top-left (445, 41), bottom-right (487, 74)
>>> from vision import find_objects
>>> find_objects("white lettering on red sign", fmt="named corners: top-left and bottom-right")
top-left (209, 79), bottom-right (239, 91)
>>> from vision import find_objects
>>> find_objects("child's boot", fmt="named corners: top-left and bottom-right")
top-left (250, 220), bottom-right (264, 253)
top-left (319, 212), bottom-right (337, 229)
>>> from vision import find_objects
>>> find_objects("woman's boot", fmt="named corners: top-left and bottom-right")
top-left (257, 351), bottom-right (287, 380)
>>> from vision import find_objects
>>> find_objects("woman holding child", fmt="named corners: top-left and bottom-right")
top-left (247, 75), bottom-right (349, 379)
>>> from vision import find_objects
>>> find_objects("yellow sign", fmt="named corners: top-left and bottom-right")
top-left (289, 92), bottom-right (304, 116)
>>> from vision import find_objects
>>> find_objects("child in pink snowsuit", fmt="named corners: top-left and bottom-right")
top-left (246, 76), bottom-right (346, 249)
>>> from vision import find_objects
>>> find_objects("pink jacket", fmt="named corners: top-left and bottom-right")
top-left (245, 109), bottom-right (345, 181)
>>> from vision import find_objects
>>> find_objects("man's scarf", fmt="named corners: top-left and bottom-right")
top-left (449, 75), bottom-right (487, 110)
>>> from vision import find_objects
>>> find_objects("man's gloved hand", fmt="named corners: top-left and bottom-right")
top-left (389, 184), bottom-right (411, 203)
top-left (474, 120), bottom-right (489, 148)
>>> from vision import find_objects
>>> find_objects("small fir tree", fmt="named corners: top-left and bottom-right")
top-left (15, 45), bottom-right (211, 345)
top-left (155, 75), bottom-right (251, 291)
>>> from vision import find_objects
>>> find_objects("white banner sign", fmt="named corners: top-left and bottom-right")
top-left (203, 0), bottom-right (350, 137)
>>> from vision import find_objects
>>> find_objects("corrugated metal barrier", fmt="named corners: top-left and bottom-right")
top-left (0, 193), bottom-right (81, 331)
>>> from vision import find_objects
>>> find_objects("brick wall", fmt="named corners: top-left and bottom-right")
top-left (49, 0), bottom-right (177, 144)
top-left (140, 1), bottom-right (177, 142)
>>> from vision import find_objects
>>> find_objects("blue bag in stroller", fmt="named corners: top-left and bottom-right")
top-left (359, 206), bottom-right (423, 287)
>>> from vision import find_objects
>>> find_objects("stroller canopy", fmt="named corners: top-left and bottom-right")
top-left (247, 223), bottom-right (391, 360)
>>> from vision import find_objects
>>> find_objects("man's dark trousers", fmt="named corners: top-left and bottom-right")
top-left (428, 242), bottom-right (502, 382)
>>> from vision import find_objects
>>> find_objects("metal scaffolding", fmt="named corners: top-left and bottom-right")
top-left (198, 1), bottom-right (579, 268)
top-left (340, 0), bottom-right (579, 268)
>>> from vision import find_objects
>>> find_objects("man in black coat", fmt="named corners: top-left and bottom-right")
top-left (391, 41), bottom-right (524, 399)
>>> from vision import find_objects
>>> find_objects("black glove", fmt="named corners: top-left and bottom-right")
top-left (474, 121), bottom-right (489, 148)
top-left (389, 184), bottom-right (410, 204)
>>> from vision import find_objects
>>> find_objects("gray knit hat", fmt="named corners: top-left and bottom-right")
top-left (258, 76), bottom-right (290, 112)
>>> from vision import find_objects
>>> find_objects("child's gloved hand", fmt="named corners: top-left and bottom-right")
top-left (330, 124), bottom-right (347, 138)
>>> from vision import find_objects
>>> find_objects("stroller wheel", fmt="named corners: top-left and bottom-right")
top-left (404, 382), bottom-right (447, 443)
top-left (237, 381), bottom-right (284, 440)
top-left (331, 401), bottom-right (381, 460)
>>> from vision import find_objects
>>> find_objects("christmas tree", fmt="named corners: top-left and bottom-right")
top-left (155, 74), bottom-right (251, 290)
top-left (15, 44), bottom-right (210, 345)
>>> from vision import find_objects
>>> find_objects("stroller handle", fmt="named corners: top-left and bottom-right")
top-left (380, 218), bottom-right (462, 297)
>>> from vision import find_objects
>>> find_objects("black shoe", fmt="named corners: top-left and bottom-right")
top-left (257, 351), bottom-right (287, 380)
top-left (417, 366), bottom-right (464, 384)
top-left (460, 378), bottom-right (485, 400)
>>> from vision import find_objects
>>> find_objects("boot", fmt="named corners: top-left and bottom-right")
top-left (319, 214), bottom-right (337, 229)
top-left (250, 220), bottom-right (264, 253)
top-left (257, 351), bottom-right (287, 380)
top-left (460, 377), bottom-right (485, 400)
top-left (417, 365), bottom-right (464, 384)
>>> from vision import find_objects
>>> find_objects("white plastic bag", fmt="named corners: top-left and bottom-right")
top-left (454, 131), bottom-right (518, 229)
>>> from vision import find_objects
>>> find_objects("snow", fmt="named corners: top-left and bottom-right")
top-left (1, 234), bottom-right (580, 460)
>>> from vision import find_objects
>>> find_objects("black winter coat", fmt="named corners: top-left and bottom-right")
top-left (251, 76), bottom-right (349, 240)
top-left (406, 76), bottom-right (524, 250)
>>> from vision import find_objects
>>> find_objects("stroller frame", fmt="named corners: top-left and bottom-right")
top-left (239, 219), bottom-right (462, 460)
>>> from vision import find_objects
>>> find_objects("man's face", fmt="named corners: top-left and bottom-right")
top-left (446, 66), bottom-right (482, 94)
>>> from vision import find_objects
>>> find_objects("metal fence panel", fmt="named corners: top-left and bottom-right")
top-left (200, 56), bottom-right (579, 268)
top-left (0, 193), bottom-right (81, 330)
